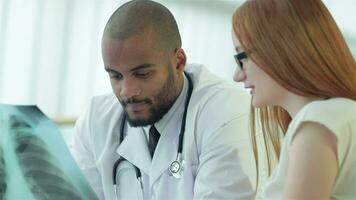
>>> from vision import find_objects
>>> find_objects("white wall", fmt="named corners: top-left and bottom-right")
top-left (0, 0), bottom-right (354, 119)
top-left (0, 0), bottom-right (243, 119)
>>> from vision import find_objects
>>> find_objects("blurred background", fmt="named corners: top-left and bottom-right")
top-left (0, 0), bottom-right (355, 141)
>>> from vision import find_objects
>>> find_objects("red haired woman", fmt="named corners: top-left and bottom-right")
top-left (232, 0), bottom-right (356, 199)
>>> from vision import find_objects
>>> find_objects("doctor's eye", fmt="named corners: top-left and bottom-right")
top-left (134, 71), bottom-right (151, 79)
top-left (109, 72), bottom-right (123, 80)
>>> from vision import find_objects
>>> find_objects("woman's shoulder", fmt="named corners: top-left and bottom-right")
top-left (300, 97), bottom-right (356, 121)
top-left (287, 98), bottom-right (356, 141)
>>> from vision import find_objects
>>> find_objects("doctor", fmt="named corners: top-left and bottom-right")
top-left (71, 0), bottom-right (254, 199)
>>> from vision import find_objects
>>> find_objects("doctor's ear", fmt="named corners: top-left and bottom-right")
top-left (174, 48), bottom-right (186, 72)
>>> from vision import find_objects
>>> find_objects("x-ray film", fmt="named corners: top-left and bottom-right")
top-left (0, 105), bottom-right (98, 200)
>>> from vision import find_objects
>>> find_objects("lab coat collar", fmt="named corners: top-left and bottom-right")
top-left (150, 75), bottom-right (189, 185)
top-left (155, 73), bottom-right (188, 134)
top-left (116, 125), bottom-right (151, 175)
top-left (149, 127), bottom-right (180, 186)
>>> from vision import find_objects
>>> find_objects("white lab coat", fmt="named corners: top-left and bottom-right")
top-left (70, 64), bottom-right (255, 200)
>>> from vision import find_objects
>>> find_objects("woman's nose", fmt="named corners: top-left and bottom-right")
top-left (233, 68), bottom-right (246, 82)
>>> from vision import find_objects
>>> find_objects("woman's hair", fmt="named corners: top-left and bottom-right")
top-left (232, 0), bottom-right (356, 186)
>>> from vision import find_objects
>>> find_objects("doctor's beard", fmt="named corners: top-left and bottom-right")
top-left (119, 67), bottom-right (179, 127)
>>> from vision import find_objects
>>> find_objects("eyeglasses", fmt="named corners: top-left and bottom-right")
top-left (234, 51), bottom-right (248, 70)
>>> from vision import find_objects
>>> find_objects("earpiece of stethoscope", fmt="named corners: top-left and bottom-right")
top-left (169, 153), bottom-right (184, 179)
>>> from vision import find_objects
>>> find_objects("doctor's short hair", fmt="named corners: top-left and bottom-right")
top-left (232, 0), bottom-right (356, 184)
top-left (103, 0), bottom-right (181, 52)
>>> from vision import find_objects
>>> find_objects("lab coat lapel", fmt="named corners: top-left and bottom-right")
top-left (150, 128), bottom-right (179, 186)
top-left (116, 126), bottom-right (151, 175)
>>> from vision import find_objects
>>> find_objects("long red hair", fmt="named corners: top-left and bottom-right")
top-left (232, 0), bottom-right (356, 186)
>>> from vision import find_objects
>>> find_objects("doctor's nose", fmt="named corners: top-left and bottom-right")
top-left (119, 79), bottom-right (141, 99)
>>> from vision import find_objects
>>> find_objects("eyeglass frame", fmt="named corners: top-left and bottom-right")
top-left (234, 51), bottom-right (248, 71)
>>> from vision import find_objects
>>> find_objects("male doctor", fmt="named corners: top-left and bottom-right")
top-left (71, 0), bottom-right (254, 199)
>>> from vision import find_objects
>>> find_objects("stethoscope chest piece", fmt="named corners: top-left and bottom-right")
top-left (169, 153), bottom-right (184, 179)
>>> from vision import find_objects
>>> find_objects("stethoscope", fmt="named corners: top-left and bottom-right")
top-left (112, 72), bottom-right (193, 197)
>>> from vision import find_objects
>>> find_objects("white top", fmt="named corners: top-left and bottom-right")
top-left (70, 64), bottom-right (255, 200)
top-left (263, 98), bottom-right (356, 200)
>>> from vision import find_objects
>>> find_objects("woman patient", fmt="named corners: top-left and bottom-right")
top-left (231, 0), bottom-right (356, 199)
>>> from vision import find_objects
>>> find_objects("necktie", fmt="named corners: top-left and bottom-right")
top-left (148, 125), bottom-right (160, 157)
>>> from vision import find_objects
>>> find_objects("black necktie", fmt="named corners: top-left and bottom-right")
top-left (148, 125), bottom-right (160, 157)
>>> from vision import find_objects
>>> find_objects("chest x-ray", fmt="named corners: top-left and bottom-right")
top-left (0, 105), bottom-right (97, 200)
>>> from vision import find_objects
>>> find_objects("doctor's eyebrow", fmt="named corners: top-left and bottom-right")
top-left (104, 63), bottom-right (155, 74)
top-left (105, 67), bottom-right (120, 74)
top-left (130, 63), bottom-right (155, 72)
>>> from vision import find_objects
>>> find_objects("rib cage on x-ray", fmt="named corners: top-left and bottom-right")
top-left (9, 115), bottom-right (83, 200)
top-left (0, 147), bottom-right (6, 199)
